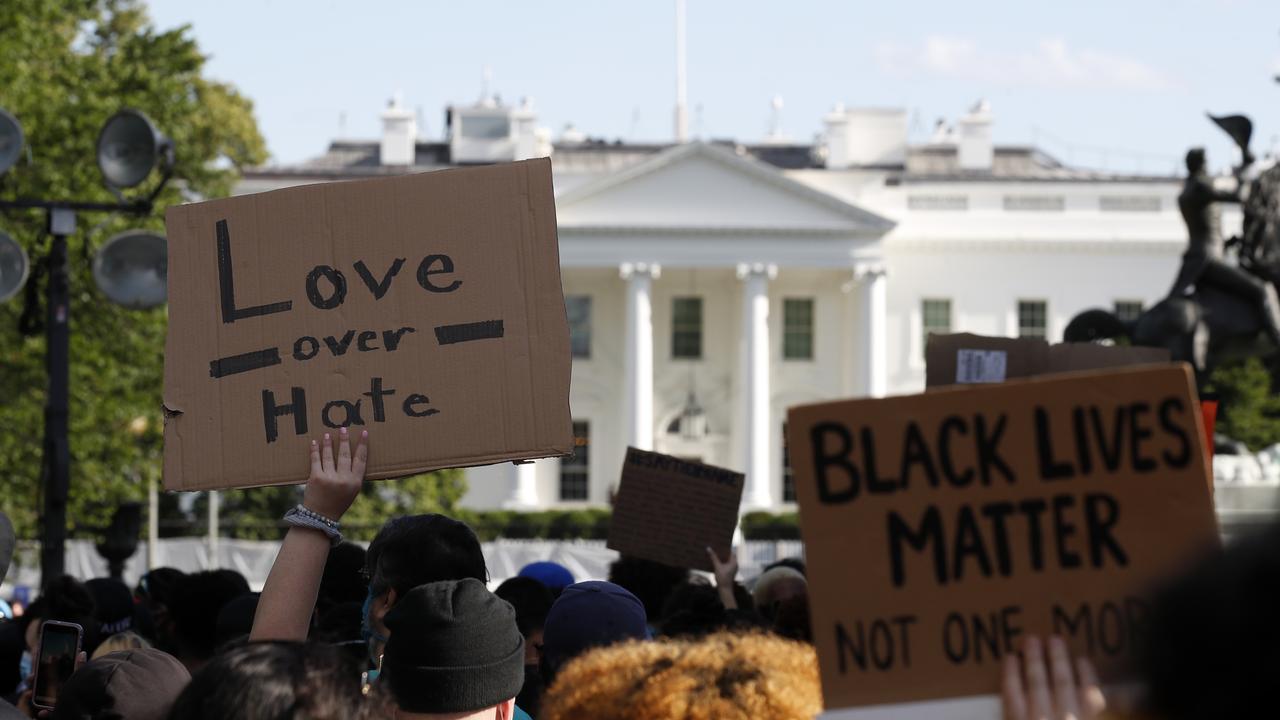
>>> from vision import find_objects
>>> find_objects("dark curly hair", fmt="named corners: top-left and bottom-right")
top-left (167, 641), bottom-right (367, 720)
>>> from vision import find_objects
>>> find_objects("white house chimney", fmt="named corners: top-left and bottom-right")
top-left (822, 103), bottom-right (851, 168)
top-left (823, 104), bottom-right (907, 168)
top-left (380, 93), bottom-right (416, 166)
top-left (957, 99), bottom-right (993, 171)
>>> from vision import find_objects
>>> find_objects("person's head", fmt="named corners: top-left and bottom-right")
top-left (762, 557), bottom-right (806, 577)
top-left (167, 570), bottom-right (250, 669)
top-left (381, 579), bottom-right (524, 719)
top-left (214, 593), bottom-right (260, 651)
top-left (494, 577), bottom-right (554, 665)
top-left (540, 631), bottom-right (822, 720)
top-left (1186, 147), bottom-right (1207, 175)
top-left (1139, 521), bottom-right (1280, 720)
top-left (318, 541), bottom-right (368, 612)
top-left (167, 641), bottom-right (363, 720)
top-left (85, 578), bottom-right (136, 639)
top-left (540, 581), bottom-right (648, 685)
top-left (28, 575), bottom-right (100, 656)
top-left (658, 580), bottom-right (735, 639)
top-left (363, 515), bottom-right (488, 645)
top-left (751, 566), bottom-right (807, 623)
top-left (517, 562), bottom-right (575, 598)
top-left (134, 567), bottom-right (186, 647)
top-left (52, 648), bottom-right (189, 720)
top-left (606, 556), bottom-right (689, 624)
top-left (91, 631), bottom-right (152, 661)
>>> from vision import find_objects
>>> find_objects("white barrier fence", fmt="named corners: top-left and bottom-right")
top-left (2, 539), bottom-right (807, 594)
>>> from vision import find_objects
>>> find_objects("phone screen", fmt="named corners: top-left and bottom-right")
top-left (33, 622), bottom-right (82, 709)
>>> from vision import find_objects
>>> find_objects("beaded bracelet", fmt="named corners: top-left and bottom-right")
top-left (283, 504), bottom-right (342, 546)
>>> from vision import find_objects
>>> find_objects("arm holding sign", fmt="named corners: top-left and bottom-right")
top-left (251, 428), bottom-right (368, 642)
top-left (705, 547), bottom-right (739, 611)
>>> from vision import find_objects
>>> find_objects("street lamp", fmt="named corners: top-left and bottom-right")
top-left (0, 107), bottom-right (175, 583)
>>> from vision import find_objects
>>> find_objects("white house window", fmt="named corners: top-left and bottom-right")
top-left (1004, 195), bottom-right (1065, 212)
top-left (566, 295), bottom-right (591, 359)
top-left (922, 299), bottom-right (952, 357)
top-left (1100, 196), bottom-right (1161, 212)
top-left (907, 195), bottom-right (969, 211)
top-left (460, 115), bottom-right (510, 139)
top-left (782, 298), bottom-right (814, 360)
top-left (1018, 300), bottom-right (1048, 338)
top-left (1114, 300), bottom-right (1144, 323)
top-left (672, 297), bottom-right (703, 359)
top-left (559, 421), bottom-right (590, 501)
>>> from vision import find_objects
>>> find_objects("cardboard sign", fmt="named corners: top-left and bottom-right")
top-left (607, 447), bottom-right (745, 572)
top-left (162, 159), bottom-right (573, 491)
top-left (925, 333), bottom-right (1170, 389)
top-left (787, 365), bottom-right (1217, 710)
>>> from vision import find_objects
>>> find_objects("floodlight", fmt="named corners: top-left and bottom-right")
top-left (0, 109), bottom-right (23, 176)
top-left (93, 230), bottom-right (166, 308)
top-left (0, 231), bottom-right (28, 302)
top-left (96, 110), bottom-right (171, 189)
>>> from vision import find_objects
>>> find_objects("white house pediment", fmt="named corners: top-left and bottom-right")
top-left (556, 142), bottom-right (893, 235)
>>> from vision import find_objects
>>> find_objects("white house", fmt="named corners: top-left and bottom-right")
top-left (237, 97), bottom-right (1192, 511)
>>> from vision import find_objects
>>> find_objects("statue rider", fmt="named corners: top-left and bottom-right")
top-left (1168, 147), bottom-right (1280, 346)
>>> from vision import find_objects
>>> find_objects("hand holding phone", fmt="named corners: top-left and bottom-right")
top-left (32, 621), bottom-right (83, 710)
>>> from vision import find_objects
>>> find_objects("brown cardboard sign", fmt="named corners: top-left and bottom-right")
top-left (925, 332), bottom-right (1171, 389)
top-left (162, 159), bottom-right (573, 491)
top-left (607, 447), bottom-right (745, 572)
top-left (787, 365), bottom-right (1217, 710)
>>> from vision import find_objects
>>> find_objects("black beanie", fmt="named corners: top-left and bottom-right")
top-left (382, 578), bottom-right (525, 714)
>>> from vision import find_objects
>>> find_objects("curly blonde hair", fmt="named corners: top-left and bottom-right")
top-left (540, 631), bottom-right (822, 720)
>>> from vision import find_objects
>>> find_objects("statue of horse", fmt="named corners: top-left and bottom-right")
top-left (1064, 160), bottom-right (1280, 386)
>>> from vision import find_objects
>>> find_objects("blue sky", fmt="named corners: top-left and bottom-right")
top-left (148, 0), bottom-right (1280, 173)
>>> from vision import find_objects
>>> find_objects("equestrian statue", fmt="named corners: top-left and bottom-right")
top-left (1064, 114), bottom-right (1280, 386)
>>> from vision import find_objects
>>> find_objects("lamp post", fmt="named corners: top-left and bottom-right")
top-left (0, 108), bottom-right (174, 583)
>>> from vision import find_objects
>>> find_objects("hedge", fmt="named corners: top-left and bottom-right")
top-left (740, 511), bottom-right (802, 540)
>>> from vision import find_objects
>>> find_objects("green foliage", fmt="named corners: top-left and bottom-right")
top-left (1206, 357), bottom-right (1280, 451)
top-left (456, 509), bottom-right (612, 542)
top-left (740, 511), bottom-right (801, 540)
top-left (0, 0), bottom-right (267, 539)
top-left (182, 470), bottom-right (468, 541)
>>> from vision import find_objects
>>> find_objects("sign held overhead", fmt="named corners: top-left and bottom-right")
top-left (607, 447), bottom-right (745, 572)
top-left (163, 159), bottom-right (572, 491)
top-left (787, 364), bottom-right (1217, 710)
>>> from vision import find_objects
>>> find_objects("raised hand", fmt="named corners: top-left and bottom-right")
top-left (301, 427), bottom-right (368, 521)
top-left (705, 546), bottom-right (740, 611)
top-left (1002, 635), bottom-right (1105, 720)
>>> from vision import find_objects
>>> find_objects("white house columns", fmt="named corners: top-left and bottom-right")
top-left (503, 462), bottom-right (538, 509)
top-left (621, 262), bottom-right (660, 450)
top-left (855, 262), bottom-right (888, 398)
top-left (738, 263), bottom-right (776, 509)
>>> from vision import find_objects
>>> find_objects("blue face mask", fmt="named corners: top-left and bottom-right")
top-left (361, 588), bottom-right (389, 646)
top-left (18, 650), bottom-right (31, 683)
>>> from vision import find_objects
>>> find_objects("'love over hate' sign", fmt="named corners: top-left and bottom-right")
top-left (162, 159), bottom-right (572, 491)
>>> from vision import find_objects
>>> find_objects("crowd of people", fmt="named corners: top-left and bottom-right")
top-left (0, 427), bottom-right (1275, 719)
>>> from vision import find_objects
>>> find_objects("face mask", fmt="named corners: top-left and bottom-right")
top-left (18, 650), bottom-right (31, 682)
top-left (361, 588), bottom-right (389, 646)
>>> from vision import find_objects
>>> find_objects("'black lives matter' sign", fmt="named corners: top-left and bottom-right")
top-left (162, 160), bottom-right (572, 491)
top-left (786, 365), bottom-right (1217, 710)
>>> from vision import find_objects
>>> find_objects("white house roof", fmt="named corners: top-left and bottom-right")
top-left (555, 141), bottom-right (895, 236)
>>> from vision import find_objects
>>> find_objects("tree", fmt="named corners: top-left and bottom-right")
top-left (0, 0), bottom-right (466, 541)
top-left (0, 0), bottom-right (268, 539)
top-left (1206, 357), bottom-right (1280, 451)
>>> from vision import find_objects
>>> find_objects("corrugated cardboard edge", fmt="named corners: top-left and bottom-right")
top-left (924, 333), bottom-right (1049, 389)
top-left (160, 159), bottom-right (574, 492)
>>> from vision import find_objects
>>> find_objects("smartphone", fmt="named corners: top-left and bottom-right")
top-left (32, 620), bottom-right (83, 710)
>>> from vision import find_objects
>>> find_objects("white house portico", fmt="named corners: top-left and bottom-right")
top-left (237, 95), bottom-right (1193, 510)
top-left (542, 141), bottom-right (895, 511)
